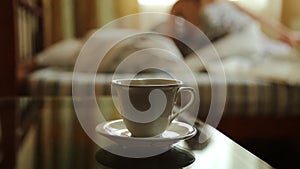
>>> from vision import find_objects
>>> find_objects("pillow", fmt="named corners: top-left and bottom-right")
top-left (36, 39), bottom-right (83, 67)
top-left (36, 28), bottom-right (184, 74)
top-left (98, 32), bottom-right (183, 73)
top-left (79, 28), bottom-right (184, 73)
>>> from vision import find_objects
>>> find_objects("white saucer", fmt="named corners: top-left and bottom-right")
top-left (96, 119), bottom-right (197, 148)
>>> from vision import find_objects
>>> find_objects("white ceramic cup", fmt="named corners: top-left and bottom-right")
top-left (111, 78), bottom-right (195, 137)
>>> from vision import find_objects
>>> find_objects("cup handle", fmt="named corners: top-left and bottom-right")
top-left (170, 87), bottom-right (195, 122)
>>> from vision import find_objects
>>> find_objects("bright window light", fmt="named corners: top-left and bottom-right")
top-left (138, 0), bottom-right (178, 6)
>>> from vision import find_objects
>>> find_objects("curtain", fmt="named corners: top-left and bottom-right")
top-left (43, 0), bottom-right (75, 46)
top-left (98, 0), bottom-right (140, 29)
top-left (281, 0), bottom-right (300, 30)
top-left (75, 0), bottom-right (140, 37)
top-left (42, 0), bottom-right (140, 45)
top-left (74, 0), bottom-right (98, 37)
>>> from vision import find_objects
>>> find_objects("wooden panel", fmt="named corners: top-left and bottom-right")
top-left (0, 100), bottom-right (17, 168)
top-left (0, 1), bottom-right (17, 168)
top-left (0, 0), bottom-right (43, 168)
top-left (0, 0), bottom-right (18, 97)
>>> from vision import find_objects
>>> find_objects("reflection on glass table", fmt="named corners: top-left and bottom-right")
top-left (0, 97), bottom-right (273, 169)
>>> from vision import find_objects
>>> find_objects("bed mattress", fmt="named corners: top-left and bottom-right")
top-left (28, 67), bottom-right (300, 117)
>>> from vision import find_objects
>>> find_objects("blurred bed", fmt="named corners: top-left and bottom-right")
top-left (24, 26), bottom-right (300, 140)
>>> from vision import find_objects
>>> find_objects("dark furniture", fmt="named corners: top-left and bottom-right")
top-left (0, 0), bottom-right (43, 168)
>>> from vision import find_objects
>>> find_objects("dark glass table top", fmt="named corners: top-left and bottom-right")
top-left (0, 97), bottom-right (274, 169)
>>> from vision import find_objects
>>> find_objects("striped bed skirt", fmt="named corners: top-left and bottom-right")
top-left (28, 67), bottom-right (300, 117)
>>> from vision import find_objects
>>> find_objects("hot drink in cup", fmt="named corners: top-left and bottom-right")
top-left (111, 78), bottom-right (195, 137)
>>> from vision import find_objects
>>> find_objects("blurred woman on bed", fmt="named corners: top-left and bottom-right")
top-left (168, 0), bottom-right (300, 71)
top-left (19, 0), bottom-right (300, 87)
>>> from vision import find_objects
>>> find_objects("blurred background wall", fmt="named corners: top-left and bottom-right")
top-left (281, 0), bottom-right (300, 30)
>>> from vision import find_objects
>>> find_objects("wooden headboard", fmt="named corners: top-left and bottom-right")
top-left (0, 0), bottom-right (43, 97)
top-left (17, 0), bottom-right (43, 61)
